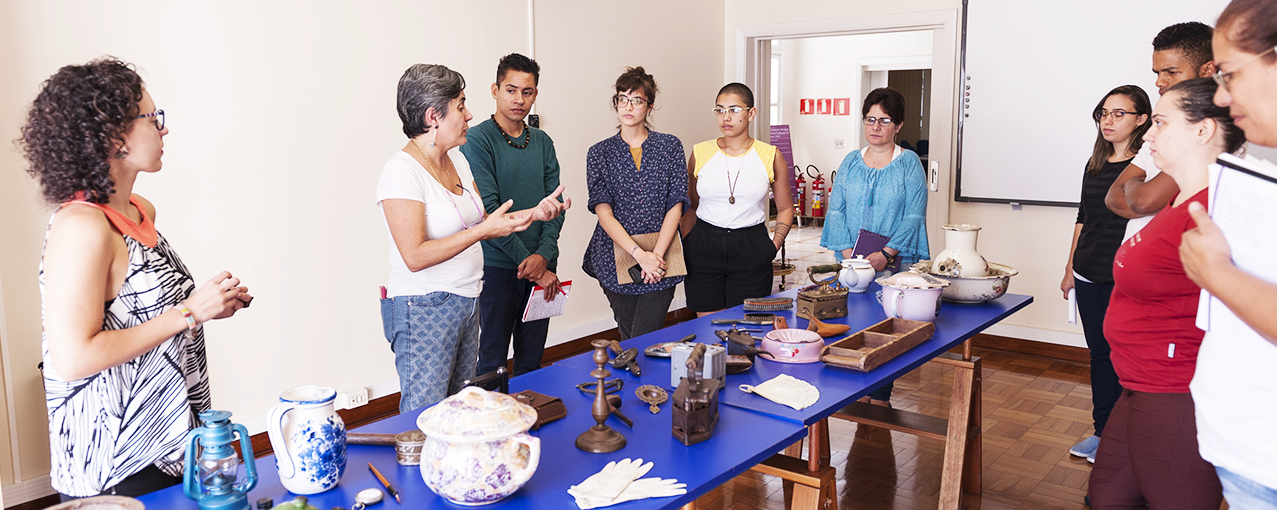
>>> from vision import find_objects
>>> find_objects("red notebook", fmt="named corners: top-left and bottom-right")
top-left (851, 229), bottom-right (900, 272)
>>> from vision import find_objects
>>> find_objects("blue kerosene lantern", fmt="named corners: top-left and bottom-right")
top-left (184, 410), bottom-right (258, 510)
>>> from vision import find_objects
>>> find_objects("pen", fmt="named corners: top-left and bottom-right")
top-left (368, 462), bottom-right (401, 504)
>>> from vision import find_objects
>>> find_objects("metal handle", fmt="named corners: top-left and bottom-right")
top-left (807, 263), bottom-right (841, 275)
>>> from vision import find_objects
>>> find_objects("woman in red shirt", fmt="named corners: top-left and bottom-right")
top-left (1089, 78), bottom-right (1246, 509)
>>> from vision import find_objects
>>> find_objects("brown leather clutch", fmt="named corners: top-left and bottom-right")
top-left (512, 389), bottom-right (566, 430)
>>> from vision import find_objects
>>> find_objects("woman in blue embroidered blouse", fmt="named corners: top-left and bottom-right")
top-left (583, 67), bottom-right (689, 340)
top-left (821, 87), bottom-right (929, 405)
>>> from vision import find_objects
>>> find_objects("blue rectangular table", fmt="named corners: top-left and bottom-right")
top-left (556, 286), bottom-right (1032, 509)
top-left (138, 363), bottom-right (808, 510)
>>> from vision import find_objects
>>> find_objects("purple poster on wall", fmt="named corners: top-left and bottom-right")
top-left (770, 124), bottom-right (798, 202)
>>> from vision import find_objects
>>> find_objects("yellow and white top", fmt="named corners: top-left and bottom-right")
top-left (692, 138), bottom-right (777, 229)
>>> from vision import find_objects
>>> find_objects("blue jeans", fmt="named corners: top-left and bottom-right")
top-left (1218, 466), bottom-right (1277, 510)
top-left (381, 292), bottom-right (480, 413)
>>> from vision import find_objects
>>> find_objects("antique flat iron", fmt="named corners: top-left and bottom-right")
top-left (796, 263), bottom-right (849, 320)
top-left (671, 344), bottom-right (719, 446)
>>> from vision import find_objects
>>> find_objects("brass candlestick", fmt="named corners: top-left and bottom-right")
top-left (576, 340), bottom-right (627, 453)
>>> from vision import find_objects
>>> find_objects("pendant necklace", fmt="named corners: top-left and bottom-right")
top-left (414, 142), bottom-right (482, 229)
top-left (492, 114), bottom-right (530, 149)
top-left (725, 153), bottom-right (746, 205)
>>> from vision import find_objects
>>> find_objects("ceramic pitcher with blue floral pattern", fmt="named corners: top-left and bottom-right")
top-left (267, 386), bottom-right (347, 494)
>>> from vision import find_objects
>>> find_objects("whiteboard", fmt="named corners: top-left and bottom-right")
top-left (957, 0), bottom-right (1231, 206)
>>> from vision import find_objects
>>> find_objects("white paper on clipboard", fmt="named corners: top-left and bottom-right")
top-left (523, 280), bottom-right (572, 322)
top-left (1196, 154), bottom-right (1277, 335)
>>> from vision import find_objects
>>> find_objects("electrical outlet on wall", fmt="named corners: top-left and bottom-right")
top-left (834, 138), bottom-right (844, 149)
top-left (337, 387), bottom-right (370, 409)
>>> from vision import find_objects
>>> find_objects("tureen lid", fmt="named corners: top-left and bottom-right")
top-left (876, 270), bottom-right (950, 289)
top-left (416, 386), bottom-right (537, 442)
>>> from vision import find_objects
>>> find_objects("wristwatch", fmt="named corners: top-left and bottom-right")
top-left (879, 249), bottom-right (896, 263)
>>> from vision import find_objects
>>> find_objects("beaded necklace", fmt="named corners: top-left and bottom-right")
top-left (492, 114), bottom-right (530, 149)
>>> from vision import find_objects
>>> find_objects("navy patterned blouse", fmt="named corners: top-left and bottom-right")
top-left (583, 131), bottom-right (690, 295)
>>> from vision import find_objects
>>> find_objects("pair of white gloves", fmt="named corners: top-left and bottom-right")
top-left (568, 458), bottom-right (687, 509)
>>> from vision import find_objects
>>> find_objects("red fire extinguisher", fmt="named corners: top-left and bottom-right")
top-left (808, 165), bottom-right (826, 218)
top-left (794, 166), bottom-right (806, 217)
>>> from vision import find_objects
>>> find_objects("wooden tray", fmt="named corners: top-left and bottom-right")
top-left (820, 318), bottom-right (935, 372)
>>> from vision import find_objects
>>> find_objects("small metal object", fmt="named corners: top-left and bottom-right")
top-left (575, 378), bottom-right (623, 395)
top-left (605, 394), bottom-right (633, 427)
top-left (351, 488), bottom-right (384, 510)
top-left (796, 263), bottom-right (849, 319)
top-left (607, 340), bottom-right (642, 376)
top-left (672, 344), bottom-right (720, 446)
top-left (636, 385), bottom-right (668, 413)
top-left (576, 340), bottom-right (627, 453)
top-left (644, 334), bottom-right (695, 358)
top-left (257, 497), bottom-right (275, 509)
top-left (715, 319), bottom-right (761, 327)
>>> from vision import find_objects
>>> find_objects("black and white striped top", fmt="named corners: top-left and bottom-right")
top-left (40, 201), bottom-right (210, 497)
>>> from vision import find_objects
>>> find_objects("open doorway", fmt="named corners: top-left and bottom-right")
top-left (734, 11), bottom-right (959, 291)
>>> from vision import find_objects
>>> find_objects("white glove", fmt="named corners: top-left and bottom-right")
top-left (568, 458), bottom-right (652, 503)
top-left (569, 459), bottom-right (686, 509)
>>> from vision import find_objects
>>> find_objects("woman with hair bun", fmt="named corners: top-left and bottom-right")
top-left (19, 57), bottom-right (252, 500)
top-left (583, 67), bottom-right (688, 339)
top-left (1089, 77), bottom-right (1244, 509)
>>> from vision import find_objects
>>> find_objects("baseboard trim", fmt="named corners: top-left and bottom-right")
top-left (971, 333), bottom-right (1089, 364)
top-left (3, 475), bottom-right (54, 507)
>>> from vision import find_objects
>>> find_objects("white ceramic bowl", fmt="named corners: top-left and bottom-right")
top-left (912, 260), bottom-right (1019, 303)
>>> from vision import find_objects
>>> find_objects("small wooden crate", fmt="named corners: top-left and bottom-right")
top-left (820, 318), bottom-right (935, 372)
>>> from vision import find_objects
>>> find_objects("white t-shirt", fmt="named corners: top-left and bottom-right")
top-left (376, 148), bottom-right (484, 298)
top-left (1121, 144), bottom-right (1162, 241)
top-left (693, 139), bottom-right (776, 229)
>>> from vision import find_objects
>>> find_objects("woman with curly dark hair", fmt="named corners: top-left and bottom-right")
top-left (18, 57), bottom-right (252, 500)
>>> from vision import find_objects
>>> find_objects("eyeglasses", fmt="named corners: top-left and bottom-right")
top-left (712, 106), bottom-right (751, 116)
top-left (614, 95), bottom-right (649, 108)
top-left (863, 116), bottom-right (895, 126)
top-left (136, 110), bottom-right (165, 131)
top-left (1096, 109), bottom-right (1140, 121)
top-left (1213, 45), bottom-right (1277, 92)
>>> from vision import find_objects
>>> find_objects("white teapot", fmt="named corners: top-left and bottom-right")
top-left (838, 256), bottom-right (876, 293)
top-left (417, 387), bottom-right (541, 505)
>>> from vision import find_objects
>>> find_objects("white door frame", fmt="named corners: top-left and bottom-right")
top-left (733, 10), bottom-right (960, 243)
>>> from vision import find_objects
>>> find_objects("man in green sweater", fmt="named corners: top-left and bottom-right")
top-left (462, 53), bottom-right (565, 376)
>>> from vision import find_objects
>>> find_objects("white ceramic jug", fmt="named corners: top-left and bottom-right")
top-left (932, 224), bottom-right (989, 277)
top-left (838, 256), bottom-right (876, 293)
top-left (267, 386), bottom-right (347, 495)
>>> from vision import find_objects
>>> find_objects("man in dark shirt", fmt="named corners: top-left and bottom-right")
top-left (460, 53), bottom-right (565, 376)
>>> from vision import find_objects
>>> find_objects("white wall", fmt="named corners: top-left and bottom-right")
top-left (779, 32), bottom-right (933, 186)
top-left (0, 0), bottom-right (724, 500)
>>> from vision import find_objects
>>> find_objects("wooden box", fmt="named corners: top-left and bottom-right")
top-left (820, 318), bottom-right (935, 372)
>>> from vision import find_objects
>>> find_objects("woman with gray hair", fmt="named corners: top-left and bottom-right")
top-left (377, 63), bottom-right (569, 412)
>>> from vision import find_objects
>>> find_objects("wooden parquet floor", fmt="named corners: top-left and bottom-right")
top-left (694, 346), bottom-right (1099, 510)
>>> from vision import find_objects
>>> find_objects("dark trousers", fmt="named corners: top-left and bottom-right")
top-left (603, 286), bottom-right (677, 340)
top-left (1089, 390), bottom-right (1223, 509)
top-left (683, 219), bottom-right (776, 313)
top-left (477, 266), bottom-right (550, 376)
top-left (59, 464), bottom-right (180, 501)
top-left (1075, 279), bottom-right (1121, 437)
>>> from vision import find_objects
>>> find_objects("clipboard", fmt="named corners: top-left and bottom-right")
top-left (613, 232), bottom-right (687, 284)
top-left (851, 229), bottom-right (901, 272)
